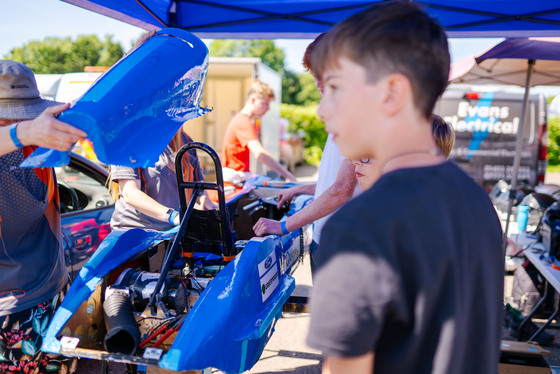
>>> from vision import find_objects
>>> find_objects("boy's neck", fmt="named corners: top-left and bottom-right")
top-left (378, 116), bottom-right (444, 174)
top-left (380, 148), bottom-right (443, 175)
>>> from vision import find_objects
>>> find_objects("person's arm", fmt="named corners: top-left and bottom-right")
top-left (253, 160), bottom-right (356, 236)
top-left (0, 104), bottom-right (87, 157)
top-left (322, 354), bottom-right (375, 374)
top-left (197, 190), bottom-right (218, 210)
top-left (277, 183), bottom-right (316, 208)
top-left (120, 179), bottom-right (180, 225)
top-left (247, 139), bottom-right (297, 182)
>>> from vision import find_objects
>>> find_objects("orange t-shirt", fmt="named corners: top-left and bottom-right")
top-left (222, 112), bottom-right (258, 172)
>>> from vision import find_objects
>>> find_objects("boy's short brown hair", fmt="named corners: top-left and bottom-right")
top-left (432, 114), bottom-right (455, 158)
top-left (303, 33), bottom-right (326, 74)
top-left (311, 1), bottom-right (450, 119)
top-left (247, 79), bottom-right (275, 100)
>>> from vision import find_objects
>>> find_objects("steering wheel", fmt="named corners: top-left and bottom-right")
top-left (58, 181), bottom-right (80, 213)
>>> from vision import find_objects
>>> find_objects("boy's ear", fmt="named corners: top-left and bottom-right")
top-left (381, 73), bottom-right (410, 117)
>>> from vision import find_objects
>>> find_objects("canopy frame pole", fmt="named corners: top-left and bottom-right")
top-left (503, 59), bottom-right (535, 254)
top-left (419, 4), bottom-right (560, 30)
top-left (180, 0), bottom-right (374, 29)
top-left (135, 0), bottom-right (169, 27)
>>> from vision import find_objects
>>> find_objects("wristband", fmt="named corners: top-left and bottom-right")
top-left (168, 210), bottom-right (179, 224)
top-left (9, 122), bottom-right (23, 148)
top-left (281, 220), bottom-right (289, 235)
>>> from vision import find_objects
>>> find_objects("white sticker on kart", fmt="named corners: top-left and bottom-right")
top-left (260, 266), bottom-right (279, 302)
top-left (60, 336), bottom-right (80, 350)
top-left (143, 347), bottom-right (163, 360)
top-left (258, 252), bottom-right (277, 277)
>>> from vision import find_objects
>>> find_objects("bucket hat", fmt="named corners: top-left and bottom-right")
top-left (0, 60), bottom-right (60, 120)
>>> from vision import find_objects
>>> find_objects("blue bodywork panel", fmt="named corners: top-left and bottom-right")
top-left (161, 236), bottom-right (293, 372)
top-left (22, 28), bottom-right (210, 168)
top-left (42, 227), bottom-right (178, 354)
top-left (42, 191), bottom-right (313, 373)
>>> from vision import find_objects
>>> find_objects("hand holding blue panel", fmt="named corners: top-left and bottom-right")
top-left (21, 28), bottom-right (211, 168)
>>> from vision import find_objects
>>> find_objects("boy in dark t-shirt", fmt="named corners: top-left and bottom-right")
top-left (306, 3), bottom-right (504, 374)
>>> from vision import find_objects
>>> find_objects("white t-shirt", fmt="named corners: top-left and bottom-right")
top-left (313, 134), bottom-right (360, 243)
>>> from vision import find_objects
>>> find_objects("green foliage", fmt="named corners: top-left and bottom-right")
top-left (282, 73), bottom-right (320, 105)
top-left (281, 104), bottom-right (326, 164)
top-left (296, 73), bottom-right (321, 106)
top-left (548, 115), bottom-right (560, 165)
top-left (281, 70), bottom-right (302, 104)
top-left (209, 39), bottom-right (285, 73)
top-left (547, 163), bottom-right (560, 173)
top-left (4, 35), bottom-right (124, 74)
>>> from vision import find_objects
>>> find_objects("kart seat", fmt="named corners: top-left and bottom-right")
top-left (175, 142), bottom-right (235, 262)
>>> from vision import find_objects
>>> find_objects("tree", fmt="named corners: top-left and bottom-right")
top-left (296, 73), bottom-right (321, 106)
top-left (281, 70), bottom-right (302, 104)
top-left (4, 35), bottom-right (124, 74)
top-left (209, 39), bottom-right (286, 73)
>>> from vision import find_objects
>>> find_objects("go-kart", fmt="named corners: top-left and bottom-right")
top-left (42, 142), bottom-right (313, 373)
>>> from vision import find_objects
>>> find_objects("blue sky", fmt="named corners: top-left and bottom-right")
top-left (1, 0), bottom-right (505, 74)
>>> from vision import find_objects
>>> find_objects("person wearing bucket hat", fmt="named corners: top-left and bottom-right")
top-left (0, 60), bottom-right (87, 156)
top-left (0, 60), bottom-right (86, 373)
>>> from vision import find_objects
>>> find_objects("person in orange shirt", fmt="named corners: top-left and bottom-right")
top-left (221, 80), bottom-right (297, 183)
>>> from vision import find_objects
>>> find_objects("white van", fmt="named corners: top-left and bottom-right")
top-left (434, 90), bottom-right (548, 192)
top-left (35, 71), bottom-right (104, 103)
top-left (54, 72), bottom-right (103, 103)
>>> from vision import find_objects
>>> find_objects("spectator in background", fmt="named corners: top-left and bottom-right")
top-left (431, 113), bottom-right (455, 158)
top-left (221, 79), bottom-right (297, 183)
top-left (0, 60), bottom-right (86, 374)
top-left (353, 114), bottom-right (456, 191)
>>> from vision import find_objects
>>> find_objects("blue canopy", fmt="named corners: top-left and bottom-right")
top-left (61, 0), bottom-right (560, 38)
top-left (450, 38), bottom-right (560, 86)
top-left (475, 38), bottom-right (560, 62)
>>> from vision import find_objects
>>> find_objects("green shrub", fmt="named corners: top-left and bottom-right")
top-left (281, 104), bottom-right (327, 165)
top-left (549, 115), bottom-right (560, 165)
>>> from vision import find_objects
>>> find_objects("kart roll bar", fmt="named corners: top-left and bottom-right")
top-left (147, 142), bottom-right (233, 311)
top-left (175, 142), bottom-right (233, 260)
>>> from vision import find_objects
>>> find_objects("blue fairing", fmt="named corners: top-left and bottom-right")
top-left (22, 27), bottom-right (210, 168)
top-left (42, 227), bottom-right (178, 354)
top-left (42, 192), bottom-right (312, 372)
top-left (161, 236), bottom-right (294, 372)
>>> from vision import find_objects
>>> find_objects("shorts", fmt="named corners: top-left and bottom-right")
top-left (0, 285), bottom-right (78, 374)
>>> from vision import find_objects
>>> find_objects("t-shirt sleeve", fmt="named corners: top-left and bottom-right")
top-left (234, 116), bottom-right (258, 147)
top-left (307, 225), bottom-right (398, 357)
top-left (110, 165), bottom-right (139, 181)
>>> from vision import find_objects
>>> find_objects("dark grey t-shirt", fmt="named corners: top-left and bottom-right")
top-left (0, 149), bottom-right (67, 316)
top-left (110, 144), bottom-right (202, 230)
top-left (307, 161), bottom-right (503, 374)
